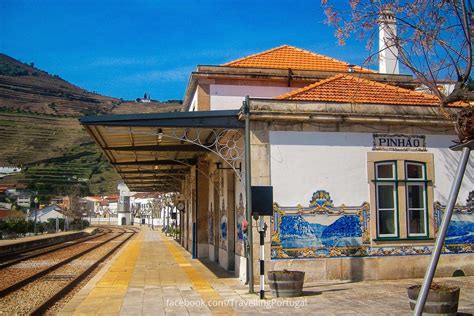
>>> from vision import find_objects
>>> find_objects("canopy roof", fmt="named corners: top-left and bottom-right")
top-left (80, 110), bottom-right (243, 192)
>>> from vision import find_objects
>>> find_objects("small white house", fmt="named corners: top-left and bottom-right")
top-left (0, 166), bottom-right (22, 178)
top-left (27, 205), bottom-right (65, 222)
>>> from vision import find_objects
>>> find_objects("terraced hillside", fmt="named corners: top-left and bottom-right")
top-left (6, 143), bottom-right (121, 199)
top-left (0, 112), bottom-right (120, 197)
top-left (0, 53), bottom-right (182, 198)
top-left (0, 112), bottom-right (87, 164)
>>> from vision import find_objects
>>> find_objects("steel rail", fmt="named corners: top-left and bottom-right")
top-left (0, 228), bottom-right (108, 262)
top-left (30, 231), bottom-right (136, 315)
top-left (0, 228), bottom-right (111, 269)
top-left (0, 231), bottom-right (127, 297)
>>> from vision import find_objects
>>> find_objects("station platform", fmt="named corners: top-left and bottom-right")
top-left (59, 227), bottom-right (474, 315)
top-left (0, 228), bottom-right (95, 247)
top-left (0, 228), bottom-right (97, 256)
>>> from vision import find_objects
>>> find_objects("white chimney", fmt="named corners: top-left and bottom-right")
top-left (378, 10), bottom-right (399, 75)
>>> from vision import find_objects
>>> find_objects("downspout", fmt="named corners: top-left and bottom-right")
top-left (244, 95), bottom-right (254, 293)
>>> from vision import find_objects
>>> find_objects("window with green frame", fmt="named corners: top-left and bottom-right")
top-left (405, 161), bottom-right (428, 237)
top-left (375, 161), bottom-right (398, 238)
top-left (374, 160), bottom-right (429, 239)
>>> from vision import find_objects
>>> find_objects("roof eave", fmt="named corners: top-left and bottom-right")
top-left (245, 98), bottom-right (456, 126)
top-left (191, 65), bottom-right (416, 87)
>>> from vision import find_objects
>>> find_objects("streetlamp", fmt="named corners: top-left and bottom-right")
top-left (81, 205), bottom-right (85, 230)
top-left (33, 196), bottom-right (39, 235)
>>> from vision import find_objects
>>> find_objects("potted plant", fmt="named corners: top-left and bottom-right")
top-left (268, 269), bottom-right (305, 297)
top-left (407, 283), bottom-right (460, 315)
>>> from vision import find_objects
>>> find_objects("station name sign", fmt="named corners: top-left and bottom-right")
top-left (373, 134), bottom-right (426, 151)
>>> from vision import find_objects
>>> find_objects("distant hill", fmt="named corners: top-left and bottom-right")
top-left (0, 53), bottom-right (120, 116)
top-left (0, 53), bottom-right (183, 116)
top-left (0, 53), bottom-right (182, 198)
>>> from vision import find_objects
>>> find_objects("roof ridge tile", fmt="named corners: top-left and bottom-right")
top-left (222, 45), bottom-right (290, 66)
top-left (221, 44), bottom-right (373, 73)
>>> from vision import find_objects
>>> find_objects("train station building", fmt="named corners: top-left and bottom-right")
top-left (81, 41), bottom-right (473, 285)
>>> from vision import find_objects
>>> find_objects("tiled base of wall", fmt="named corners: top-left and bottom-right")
top-left (270, 253), bottom-right (474, 282)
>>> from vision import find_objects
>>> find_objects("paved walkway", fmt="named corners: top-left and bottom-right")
top-left (59, 227), bottom-right (474, 315)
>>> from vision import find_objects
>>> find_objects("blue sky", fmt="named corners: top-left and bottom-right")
top-left (0, 0), bottom-right (372, 101)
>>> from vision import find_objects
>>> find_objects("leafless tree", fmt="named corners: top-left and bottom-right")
top-left (321, 0), bottom-right (473, 139)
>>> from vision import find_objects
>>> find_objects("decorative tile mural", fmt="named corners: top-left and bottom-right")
top-left (271, 190), bottom-right (474, 259)
top-left (434, 191), bottom-right (474, 254)
top-left (220, 198), bottom-right (227, 250)
top-left (235, 193), bottom-right (245, 256)
top-left (272, 190), bottom-right (370, 259)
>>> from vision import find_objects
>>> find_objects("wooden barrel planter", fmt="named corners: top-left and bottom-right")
top-left (268, 270), bottom-right (305, 297)
top-left (407, 284), bottom-right (460, 316)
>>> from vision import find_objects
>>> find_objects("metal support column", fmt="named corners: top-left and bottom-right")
top-left (413, 140), bottom-right (472, 315)
top-left (258, 216), bottom-right (266, 299)
top-left (244, 96), bottom-right (254, 294)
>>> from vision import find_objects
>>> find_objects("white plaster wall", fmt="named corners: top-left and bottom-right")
top-left (426, 134), bottom-right (474, 204)
top-left (270, 132), bottom-right (371, 206)
top-left (117, 212), bottom-right (131, 225)
top-left (209, 84), bottom-right (296, 111)
top-left (269, 131), bottom-right (473, 207)
top-left (189, 90), bottom-right (198, 111)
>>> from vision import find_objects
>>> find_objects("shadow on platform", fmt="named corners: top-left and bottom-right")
top-left (197, 258), bottom-right (237, 279)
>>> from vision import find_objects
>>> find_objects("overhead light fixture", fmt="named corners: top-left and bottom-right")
top-left (158, 128), bottom-right (163, 142)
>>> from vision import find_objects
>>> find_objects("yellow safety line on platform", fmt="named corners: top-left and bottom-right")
top-left (72, 231), bottom-right (143, 315)
top-left (163, 237), bottom-right (236, 316)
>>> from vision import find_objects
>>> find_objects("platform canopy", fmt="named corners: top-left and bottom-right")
top-left (80, 110), bottom-right (244, 192)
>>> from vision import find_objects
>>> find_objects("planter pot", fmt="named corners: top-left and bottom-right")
top-left (268, 270), bottom-right (305, 297)
top-left (407, 284), bottom-right (460, 316)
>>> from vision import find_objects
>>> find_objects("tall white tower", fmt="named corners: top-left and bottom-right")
top-left (117, 182), bottom-right (131, 225)
top-left (378, 10), bottom-right (399, 75)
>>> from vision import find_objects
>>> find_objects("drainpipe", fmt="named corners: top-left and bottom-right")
top-left (244, 95), bottom-right (254, 294)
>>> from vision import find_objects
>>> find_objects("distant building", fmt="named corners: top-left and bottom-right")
top-left (50, 196), bottom-right (71, 211)
top-left (17, 193), bottom-right (31, 208)
top-left (0, 166), bottom-right (22, 178)
top-left (135, 92), bottom-right (152, 103)
top-left (27, 205), bottom-right (65, 222)
top-left (131, 192), bottom-right (164, 226)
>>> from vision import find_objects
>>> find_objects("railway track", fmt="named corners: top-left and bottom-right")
top-left (0, 227), bottom-right (112, 268)
top-left (0, 227), bottom-right (136, 315)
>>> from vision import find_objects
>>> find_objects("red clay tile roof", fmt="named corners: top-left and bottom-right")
top-left (275, 74), bottom-right (462, 106)
top-left (222, 45), bottom-right (373, 73)
top-left (105, 194), bottom-right (119, 200)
